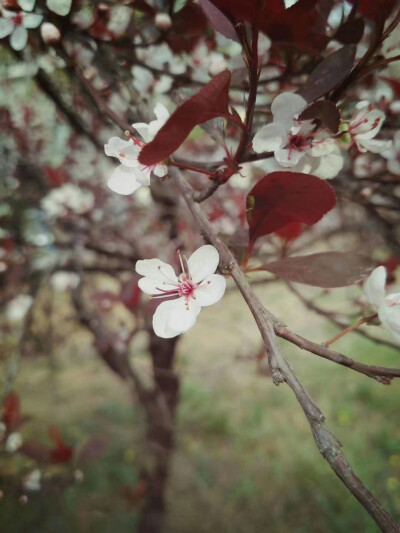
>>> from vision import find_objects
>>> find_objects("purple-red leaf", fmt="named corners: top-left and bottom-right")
top-left (199, 0), bottom-right (237, 40)
top-left (246, 172), bottom-right (336, 251)
top-left (298, 45), bottom-right (356, 103)
top-left (167, 2), bottom-right (208, 53)
top-left (262, 252), bottom-right (374, 288)
top-left (335, 17), bottom-right (365, 44)
top-left (139, 70), bottom-right (231, 166)
top-left (298, 100), bottom-right (340, 133)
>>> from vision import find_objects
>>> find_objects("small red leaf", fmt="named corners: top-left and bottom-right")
top-left (275, 222), bottom-right (303, 243)
top-left (19, 441), bottom-right (52, 463)
top-left (48, 426), bottom-right (74, 464)
top-left (2, 392), bottom-right (21, 430)
top-left (199, 0), bottom-right (237, 39)
top-left (348, 0), bottom-right (397, 22)
top-left (139, 70), bottom-right (231, 166)
top-left (298, 101), bottom-right (340, 133)
top-left (246, 172), bottom-right (336, 250)
top-left (167, 2), bottom-right (208, 53)
top-left (262, 252), bottom-right (374, 288)
top-left (207, 0), bottom-right (259, 24)
top-left (298, 45), bottom-right (356, 103)
top-left (335, 17), bottom-right (365, 45)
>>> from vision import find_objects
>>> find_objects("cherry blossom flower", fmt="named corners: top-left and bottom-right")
top-left (41, 184), bottom-right (94, 216)
top-left (364, 266), bottom-right (400, 344)
top-left (5, 431), bottom-right (22, 452)
top-left (136, 245), bottom-right (226, 338)
top-left (252, 93), bottom-right (342, 179)
top-left (23, 469), bottom-right (41, 492)
top-left (345, 101), bottom-right (392, 154)
top-left (6, 294), bottom-right (33, 323)
top-left (0, 6), bottom-right (42, 51)
top-left (104, 103), bottom-right (169, 195)
top-left (382, 131), bottom-right (400, 176)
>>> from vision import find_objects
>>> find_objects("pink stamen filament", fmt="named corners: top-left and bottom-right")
top-left (151, 258), bottom-right (212, 309)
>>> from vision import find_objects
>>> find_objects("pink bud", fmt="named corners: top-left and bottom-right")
top-left (155, 13), bottom-right (172, 31)
top-left (40, 22), bottom-right (61, 45)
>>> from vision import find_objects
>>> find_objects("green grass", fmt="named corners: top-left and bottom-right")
top-left (1, 282), bottom-right (400, 532)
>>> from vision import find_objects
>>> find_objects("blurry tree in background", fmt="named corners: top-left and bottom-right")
top-left (1, 0), bottom-right (400, 531)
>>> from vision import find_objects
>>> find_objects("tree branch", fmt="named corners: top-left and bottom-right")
top-left (173, 167), bottom-right (400, 533)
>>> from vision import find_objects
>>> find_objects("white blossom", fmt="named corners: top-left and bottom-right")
top-left (252, 93), bottom-right (342, 179)
top-left (346, 101), bottom-right (392, 154)
top-left (23, 469), bottom-right (41, 492)
top-left (136, 245), bottom-right (226, 338)
top-left (42, 184), bottom-right (94, 217)
top-left (382, 131), bottom-right (400, 175)
top-left (104, 103), bottom-right (169, 196)
top-left (6, 294), bottom-right (33, 323)
top-left (5, 432), bottom-right (23, 452)
top-left (0, 7), bottom-right (42, 51)
top-left (364, 266), bottom-right (400, 344)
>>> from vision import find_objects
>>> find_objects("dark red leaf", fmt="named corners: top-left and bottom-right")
top-left (348, 0), bottom-right (397, 22)
top-left (275, 222), bottom-right (303, 243)
top-left (77, 435), bottom-right (109, 464)
top-left (139, 71), bottom-right (231, 166)
top-left (167, 2), bottom-right (208, 53)
top-left (260, 0), bottom-right (323, 48)
top-left (246, 172), bottom-right (336, 250)
top-left (262, 252), bottom-right (374, 287)
top-left (19, 441), bottom-right (52, 463)
top-left (298, 101), bottom-right (340, 133)
top-left (298, 45), bottom-right (356, 103)
top-left (199, 0), bottom-right (237, 39)
top-left (335, 17), bottom-right (365, 44)
top-left (48, 426), bottom-right (74, 464)
top-left (207, 0), bottom-right (259, 23)
top-left (2, 392), bottom-right (21, 430)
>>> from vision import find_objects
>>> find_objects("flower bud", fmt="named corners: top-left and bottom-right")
top-left (155, 13), bottom-right (172, 31)
top-left (40, 22), bottom-right (61, 45)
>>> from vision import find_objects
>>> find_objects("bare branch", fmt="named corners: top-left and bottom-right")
top-left (173, 167), bottom-right (400, 533)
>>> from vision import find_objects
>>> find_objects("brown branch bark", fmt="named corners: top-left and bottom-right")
top-left (173, 167), bottom-right (400, 533)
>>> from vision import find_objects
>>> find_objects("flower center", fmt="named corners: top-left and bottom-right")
top-left (12, 13), bottom-right (23, 26)
top-left (151, 250), bottom-right (210, 310)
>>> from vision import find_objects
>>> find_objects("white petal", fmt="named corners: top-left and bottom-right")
top-left (153, 297), bottom-right (201, 338)
top-left (46, 0), bottom-right (72, 16)
top-left (275, 147), bottom-right (304, 167)
top-left (23, 13), bottom-right (43, 28)
top-left (107, 165), bottom-right (142, 196)
top-left (378, 296), bottom-right (400, 342)
top-left (271, 92), bottom-right (307, 124)
top-left (153, 103), bottom-right (169, 123)
top-left (138, 277), bottom-right (171, 295)
top-left (104, 137), bottom-right (140, 167)
top-left (10, 25), bottom-right (27, 50)
top-left (357, 138), bottom-right (392, 154)
top-left (153, 163), bottom-right (168, 177)
top-left (309, 138), bottom-right (335, 157)
top-left (311, 149), bottom-right (344, 180)
top-left (136, 258), bottom-right (178, 284)
top-left (0, 19), bottom-right (14, 38)
top-left (364, 266), bottom-right (386, 308)
top-left (353, 110), bottom-right (384, 139)
top-left (18, 0), bottom-right (36, 11)
top-left (131, 122), bottom-right (151, 143)
top-left (187, 245), bottom-right (220, 283)
top-left (195, 274), bottom-right (226, 307)
top-left (252, 123), bottom-right (287, 153)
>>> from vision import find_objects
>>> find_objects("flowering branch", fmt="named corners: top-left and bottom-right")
top-left (173, 166), bottom-right (400, 532)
